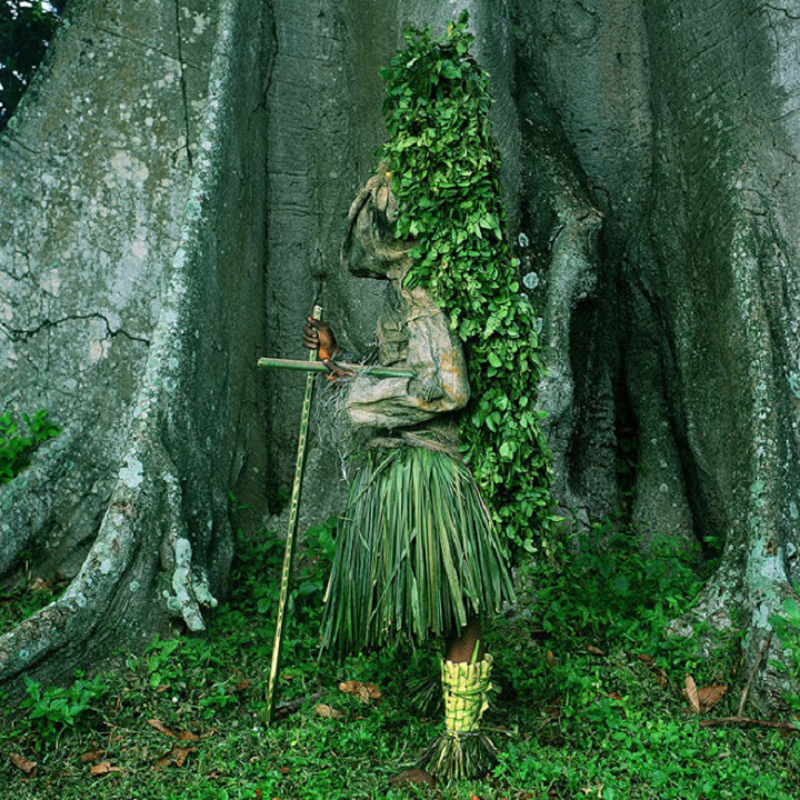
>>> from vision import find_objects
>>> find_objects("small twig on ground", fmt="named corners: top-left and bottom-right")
top-left (699, 632), bottom-right (798, 732)
top-left (737, 632), bottom-right (772, 718)
top-left (699, 717), bottom-right (797, 731)
top-left (273, 690), bottom-right (324, 720)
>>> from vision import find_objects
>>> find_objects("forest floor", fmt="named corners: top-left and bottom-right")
top-left (0, 520), bottom-right (798, 800)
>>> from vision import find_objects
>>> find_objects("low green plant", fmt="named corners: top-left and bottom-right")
top-left (0, 577), bottom-right (63, 635)
top-left (17, 672), bottom-right (109, 749)
top-left (1, 517), bottom-right (798, 799)
top-left (532, 517), bottom-right (704, 645)
top-left (0, 409), bottom-right (59, 484)
top-left (769, 591), bottom-right (800, 714)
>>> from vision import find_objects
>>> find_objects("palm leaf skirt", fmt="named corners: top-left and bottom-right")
top-left (320, 446), bottom-right (515, 656)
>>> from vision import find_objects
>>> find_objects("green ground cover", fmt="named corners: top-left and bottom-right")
top-left (0, 521), bottom-right (797, 799)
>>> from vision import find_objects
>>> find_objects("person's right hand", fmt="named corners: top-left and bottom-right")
top-left (302, 317), bottom-right (339, 361)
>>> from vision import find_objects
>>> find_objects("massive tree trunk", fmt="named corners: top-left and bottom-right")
top-left (2, 0), bottom-right (799, 712)
top-left (513, 0), bottom-right (800, 711)
top-left (0, 0), bottom-right (271, 695)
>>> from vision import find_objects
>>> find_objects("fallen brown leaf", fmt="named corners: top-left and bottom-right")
top-left (587, 646), bottom-right (605, 656)
top-left (9, 753), bottom-right (37, 777)
top-left (154, 745), bottom-right (197, 769)
top-left (338, 680), bottom-right (382, 703)
top-left (546, 650), bottom-right (556, 667)
top-left (634, 653), bottom-right (668, 686)
top-left (89, 761), bottom-right (124, 776)
top-left (234, 679), bottom-right (250, 693)
top-left (389, 768), bottom-right (437, 788)
top-left (29, 578), bottom-right (50, 592)
top-left (697, 684), bottom-right (727, 712)
top-left (148, 718), bottom-right (175, 737)
top-left (685, 675), bottom-right (701, 714)
top-left (79, 749), bottom-right (106, 764)
top-left (176, 730), bottom-right (200, 743)
top-left (545, 698), bottom-right (562, 719)
top-left (315, 703), bottom-right (345, 719)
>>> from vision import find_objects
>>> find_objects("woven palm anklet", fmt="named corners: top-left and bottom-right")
top-left (418, 654), bottom-right (497, 780)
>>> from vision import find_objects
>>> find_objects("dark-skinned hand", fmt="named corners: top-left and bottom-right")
top-left (302, 317), bottom-right (338, 361)
top-left (302, 317), bottom-right (356, 380)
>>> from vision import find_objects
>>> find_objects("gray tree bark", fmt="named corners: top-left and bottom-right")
top-left (514, 0), bottom-right (800, 711)
top-left (2, 0), bottom-right (799, 712)
top-left (0, 0), bottom-right (271, 696)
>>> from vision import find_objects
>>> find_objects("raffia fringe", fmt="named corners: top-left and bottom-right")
top-left (319, 446), bottom-right (514, 656)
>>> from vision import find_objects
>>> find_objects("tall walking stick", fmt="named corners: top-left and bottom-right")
top-left (263, 304), bottom-right (323, 725)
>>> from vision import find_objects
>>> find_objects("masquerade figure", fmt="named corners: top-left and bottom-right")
top-left (303, 169), bottom-right (515, 779)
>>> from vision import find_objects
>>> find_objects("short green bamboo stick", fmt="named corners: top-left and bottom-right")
top-left (258, 357), bottom-right (413, 379)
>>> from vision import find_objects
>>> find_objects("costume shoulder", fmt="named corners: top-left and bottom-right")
top-left (347, 281), bottom-right (469, 430)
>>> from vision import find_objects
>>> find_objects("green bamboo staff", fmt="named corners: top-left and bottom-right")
top-left (259, 319), bottom-right (414, 724)
top-left (257, 357), bottom-right (413, 379)
top-left (262, 305), bottom-right (323, 726)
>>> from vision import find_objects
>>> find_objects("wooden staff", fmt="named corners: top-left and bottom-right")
top-left (263, 305), bottom-right (323, 726)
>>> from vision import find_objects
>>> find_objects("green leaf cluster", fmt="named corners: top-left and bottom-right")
top-left (378, 12), bottom-right (554, 553)
top-left (768, 591), bottom-right (800, 714)
top-left (0, 1), bottom-right (64, 130)
top-left (19, 672), bottom-right (109, 749)
top-left (0, 408), bottom-right (59, 484)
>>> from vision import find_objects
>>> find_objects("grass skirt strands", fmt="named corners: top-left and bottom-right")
top-left (320, 446), bottom-right (515, 656)
top-left (419, 655), bottom-right (498, 780)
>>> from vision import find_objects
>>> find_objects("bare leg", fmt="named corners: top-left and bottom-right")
top-left (445, 616), bottom-right (484, 663)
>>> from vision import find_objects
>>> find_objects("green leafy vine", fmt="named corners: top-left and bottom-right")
top-left (0, 409), bottom-right (59, 484)
top-left (378, 12), bottom-right (555, 553)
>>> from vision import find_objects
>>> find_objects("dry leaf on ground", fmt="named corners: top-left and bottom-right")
top-left (697, 684), bottom-right (727, 712)
top-left (546, 650), bottom-right (557, 667)
top-left (89, 762), bottom-right (124, 776)
top-left (176, 730), bottom-right (200, 742)
top-left (338, 680), bottom-right (382, 703)
top-left (234, 679), bottom-right (250, 693)
top-left (587, 646), bottom-right (606, 656)
top-left (154, 745), bottom-right (197, 769)
top-left (207, 769), bottom-right (228, 779)
top-left (389, 768), bottom-right (437, 788)
top-left (635, 652), bottom-right (668, 686)
top-left (545, 698), bottom-right (562, 719)
top-left (148, 718), bottom-right (175, 737)
top-left (315, 703), bottom-right (345, 719)
top-left (685, 675), bottom-right (701, 714)
top-left (9, 753), bottom-right (37, 777)
top-left (79, 749), bottom-right (106, 764)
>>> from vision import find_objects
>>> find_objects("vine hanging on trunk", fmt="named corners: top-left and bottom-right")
top-left (378, 11), bottom-right (556, 554)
